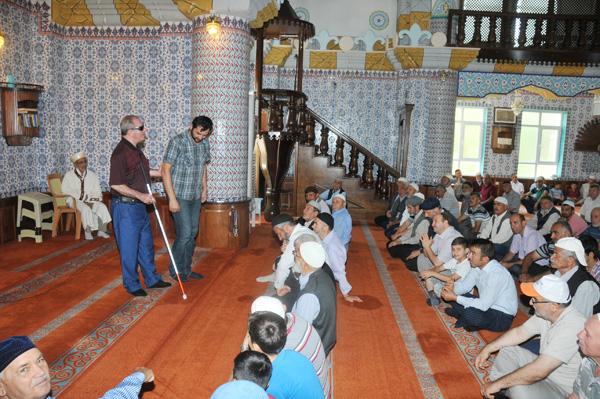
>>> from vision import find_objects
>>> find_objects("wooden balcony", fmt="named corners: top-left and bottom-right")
top-left (447, 9), bottom-right (600, 64)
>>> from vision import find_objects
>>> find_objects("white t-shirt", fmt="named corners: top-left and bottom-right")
top-left (442, 258), bottom-right (471, 280)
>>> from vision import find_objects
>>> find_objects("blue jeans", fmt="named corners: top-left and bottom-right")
top-left (170, 198), bottom-right (201, 279)
top-left (111, 200), bottom-right (161, 292)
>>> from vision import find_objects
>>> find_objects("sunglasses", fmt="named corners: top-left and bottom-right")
top-left (131, 125), bottom-right (145, 131)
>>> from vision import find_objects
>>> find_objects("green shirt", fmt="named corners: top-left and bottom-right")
top-left (163, 131), bottom-right (210, 200)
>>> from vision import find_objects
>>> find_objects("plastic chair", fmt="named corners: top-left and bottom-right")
top-left (47, 173), bottom-right (81, 240)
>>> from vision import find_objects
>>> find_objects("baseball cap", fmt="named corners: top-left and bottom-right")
top-left (521, 275), bottom-right (571, 303)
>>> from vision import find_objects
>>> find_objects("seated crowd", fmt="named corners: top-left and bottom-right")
top-left (378, 170), bottom-right (600, 398)
top-left (2, 173), bottom-right (600, 399)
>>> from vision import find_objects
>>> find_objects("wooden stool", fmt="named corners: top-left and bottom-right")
top-left (17, 192), bottom-right (54, 243)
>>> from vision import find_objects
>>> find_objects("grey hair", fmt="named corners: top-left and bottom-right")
top-left (120, 115), bottom-right (140, 135)
top-left (559, 248), bottom-right (582, 267)
top-left (293, 234), bottom-right (318, 250)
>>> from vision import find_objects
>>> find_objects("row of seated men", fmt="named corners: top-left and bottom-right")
top-left (374, 172), bottom-right (600, 398)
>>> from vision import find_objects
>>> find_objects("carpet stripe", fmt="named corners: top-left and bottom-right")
top-left (48, 249), bottom-right (209, 396)
top-left (361, 223), bottom-right (444, 399)
top-left (13, 240), bottom-right (91, 272)
top-left (0, 242), bottom-right (117, 307)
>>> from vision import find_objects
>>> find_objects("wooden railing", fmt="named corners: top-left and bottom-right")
top-left (447, 9), bottom-right (600, 63)
top-left (305, 109), bottom-right (400, 201)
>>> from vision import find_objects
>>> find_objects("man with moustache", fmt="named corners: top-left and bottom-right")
top-left (109, 115), bottom-right (171, 297)
top-left (162, 116), bottom-right (213, 282)
top-left (0, 336), bottom-right (154, 399)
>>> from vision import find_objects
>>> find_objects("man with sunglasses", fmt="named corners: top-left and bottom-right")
top-left (109, 115), bottom-right (171, 297)
top-left (476, 275), bottom-right (585, 399)
top-left (61, 151), bottom-right (112, 240)
top-left (161, 116), bottom-right (212, 282)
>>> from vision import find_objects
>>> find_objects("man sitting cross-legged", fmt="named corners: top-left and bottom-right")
top-left (476, 275), bottom-right (585, 399)
top-left (419, 236), bottom-right (471, 307)
top-left (441, 238), bottom-right (517, 332)
top-left (500, 213), bottom-right (547, 277)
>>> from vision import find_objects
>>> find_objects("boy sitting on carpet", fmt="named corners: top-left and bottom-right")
top-left (420, 237), bottom-right (471, 307)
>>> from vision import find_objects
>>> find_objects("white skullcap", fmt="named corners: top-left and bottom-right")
top-left (414, 192), bottom-right (425, 200)
top-left (250, 296), bottom-right (286, 320)
top-left (562, 200), bottom-right (575, 208)
top-left (70, 152), bottom-right (86, 163)
top-left (494, 196), bottom-right (508, 205)
top-left (555, 237), bottom-right (587, 265)
top-left (299, 241), bottom-right (326, 269)
top-left (332, 193), bottom-right (346, 202)
top-left (409, 183), bottom-right (419, 191)
top-left (397, 177), bottom-right (408, 183)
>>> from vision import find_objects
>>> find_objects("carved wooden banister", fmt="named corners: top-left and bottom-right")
top-left (447, 9), bottom-right (600, 63)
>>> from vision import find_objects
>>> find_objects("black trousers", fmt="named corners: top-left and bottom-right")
top-left (387, 243), bottom-right (420, 271)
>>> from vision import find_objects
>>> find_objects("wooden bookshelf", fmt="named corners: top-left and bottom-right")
top-left (0, 83), bottom-right (44, 146)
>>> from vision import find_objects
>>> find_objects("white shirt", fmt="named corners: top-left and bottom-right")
top-left (442, 258), bottom-right (471, 280)
top-left (454, 260), bottom-right (518, 315)
top-left (440, 190), bottom-right (460, 218)
top-left (315, 198), bottom-right (331, 214)
top-left (479, 211), bottom-right (513, 244)
top-left (509, 225), bottom-right (547, 260)
top-left (511, 180), bottom-right (525, 195)
top-left (322, 232), bottom-right (352, 295)
top-left (581, 196), bottom-right (600, 223)
top-left (555, 267), bottom-right (600, 317)
top-left (431, 226), bottom-right (463, 264)
top-left (274, 225), bottom-right (320, 289)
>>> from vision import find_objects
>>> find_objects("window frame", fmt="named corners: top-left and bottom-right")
top-left (452, 105), bottom-right (488, 176)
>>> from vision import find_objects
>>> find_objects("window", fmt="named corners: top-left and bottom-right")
top-left (516, 110), bottom-right (566, 179)
top-left (453, 106), bottom-right (487, 176)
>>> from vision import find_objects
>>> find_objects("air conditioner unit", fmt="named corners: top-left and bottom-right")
top-left (494, 107), bottom-right (516, 125)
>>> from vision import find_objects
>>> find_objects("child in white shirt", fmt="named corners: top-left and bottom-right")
top-left (419, 237), bottom-right (471, 306)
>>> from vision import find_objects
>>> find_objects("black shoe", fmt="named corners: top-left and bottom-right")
top-left (171, 275), bottom-right (188, 282)
top-left (189, 272), bottom-right (204, 280)
top-left (444, 307), bottom-right (459, 318)
top-left (149, 280), bottom-right (172, 289)
top-left (129, 289), bottom-right (147, 297)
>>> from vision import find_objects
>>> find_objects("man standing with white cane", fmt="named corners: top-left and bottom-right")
top-left (162, 116), bottom-right (212, 282)
top-left (109, 115), bottom-right (171, 297)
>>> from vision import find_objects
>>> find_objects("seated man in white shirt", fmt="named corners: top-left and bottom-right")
top-left (479, 196), bottom-right (513, 260)
top-left (527, 195), bottom-right (561, 242)
top-left (312, 213), bottom-right (362, 303)
top-left (419, 236), bottom-right (471, 307)
top-left (441, 238), bottom-right (517, 332)
top-left (581, 184), bottom-right (600, 223)
top-left (320, 178), bottom-right (345, 207)
top-left (416, 212), bottom-right (463, 272)
top-left (436, 184), bottom-right (460, 219)
top-left (500, 213), bottom-right (547, 277)
top-left (511, 174), bottom-right (525, 196)
top-left (476, 275), bottom-right (585, 399)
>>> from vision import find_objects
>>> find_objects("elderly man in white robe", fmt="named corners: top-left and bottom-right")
top-left (61, 152), bottom-right (112, 240)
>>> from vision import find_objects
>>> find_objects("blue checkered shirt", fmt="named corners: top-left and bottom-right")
top-left (163, 131), bottom-right (210, 201)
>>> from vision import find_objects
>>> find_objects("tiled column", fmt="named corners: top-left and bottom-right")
top-left (191, 15), bottom-right (253, 202)
top-left (191, 16), bottom-right (253, 249)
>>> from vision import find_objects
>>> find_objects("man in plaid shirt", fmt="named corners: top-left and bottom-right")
top-left (162, 116), bottom-right (212, 281)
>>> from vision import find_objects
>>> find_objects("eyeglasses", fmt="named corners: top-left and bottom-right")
top-left (131, 125), bottom-right (145, 131)
top-left (530, 298), bottom-right (552, 304)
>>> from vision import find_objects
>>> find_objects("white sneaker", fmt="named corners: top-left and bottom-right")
top-left (256, 272), bottom-right (275, 283)
top-left (97, 230), bottom-right (110, 239)
top-left (84, 230), bottom-right (93, 240)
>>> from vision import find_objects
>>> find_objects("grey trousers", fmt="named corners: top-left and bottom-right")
top-left (417, 253), bottom-right (434, 272)
top-left (490, 346), bottom-right (570, 399)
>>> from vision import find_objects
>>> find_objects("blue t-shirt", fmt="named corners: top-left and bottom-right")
top-left (267, 349), bottom-right (324, 399)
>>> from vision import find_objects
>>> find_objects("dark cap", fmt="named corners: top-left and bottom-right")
top-left (421, 197), bottom-right (441, 210)
top-left (316, 213), bottom-right (334, 230)
top-left (271, 213), bottom-right (293, 228)
top-left (0, 336), bottom-right (36, 372)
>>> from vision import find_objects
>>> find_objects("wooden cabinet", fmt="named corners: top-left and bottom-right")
top-left (1, 83), bottom-right (44, 146)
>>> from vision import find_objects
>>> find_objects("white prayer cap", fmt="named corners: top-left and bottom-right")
top-left (250, 296), bottom-right (286, 320)
top-left (414, 192), bottom-right (425, 200)
top-left (332, 193), bottom-right (346, 202)
top-left (397, 177), bottom-right (408, 183)
top-left (299, 242), bottom-right (326, 269)
top-left (589, 175), bottom-right (597, 180)
top-left (494, 196), bottom-right (508, 205)
top-left (306, 200), bottom-right (321, 211)
top-left (70, 152), bottom-right (86, 163)
top-left (409, 183), bottom-right (419, 192)
top-left (562, 200), bottom-right (575, 208)
top-left (555, 237), bottom-right (587, 265)
top-left (521, 275), bottom-right (571, 304)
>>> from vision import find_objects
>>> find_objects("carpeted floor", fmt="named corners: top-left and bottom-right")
top-left (0, 223), bottom-right (531, 398)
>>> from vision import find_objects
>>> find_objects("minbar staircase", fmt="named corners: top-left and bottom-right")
top-left (290, 109), bottom-right (401, 221)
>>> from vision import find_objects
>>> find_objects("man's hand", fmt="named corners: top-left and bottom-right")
top-left (420, 233), bottom-right (432, 248)
top-left (441, 286), bottom-right (457, 302)
top-left (481, 381), bottom-right (501, 398)
top-left (277, 286), bottom-right (291, 297)
top-left (134, 367), bottom-right (155, 383)
top-left (519, 273), bottom-right (533, 283)
top-left (138, 193), bottom-right (156, 205)
top-left (280, 242), bottom-right (288, 253)
top-left (201, 190), bottom-right (208, 203)
top-left (474, 347), bottom-right (492, 371)
top-left (407, 249), bottom-right (421, 260)
top-left (343, 295), bottom-right (363, 303)
top-left (168, 198), bottom-right (180, 213)
top-left (419, 270), bottom-right (433, 279)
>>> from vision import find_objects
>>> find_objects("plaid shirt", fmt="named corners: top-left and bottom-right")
top-left (163, 131), bottom-right (210, 200)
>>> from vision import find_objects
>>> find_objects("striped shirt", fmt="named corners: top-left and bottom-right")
top-left (286, 312), bottom-right (331, 398)
top-left (467, 204), bottom-right (490, 229)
